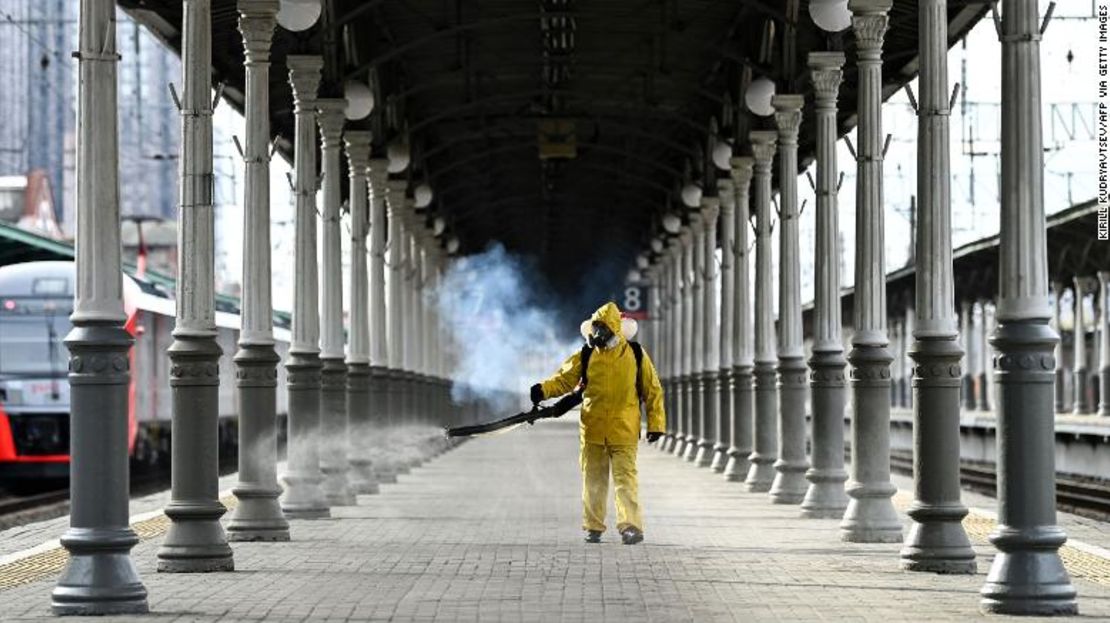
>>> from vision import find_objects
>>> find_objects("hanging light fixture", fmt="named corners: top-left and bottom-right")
top-left (650, 238), bottom-right (664, 254)
top-left (387, 139), bottom-right (410, 173)
top-left (712, 139), bottom-right (733, 171)
top-left (809, 0), bottom-right (852, 33)
top-left (662, 213), bottom-right (682, 234)
top-left (636, 255), bottom-right (650, 270)
top-left (681, 182), bottom-right (702, 209)
top-left (744, 77), bottom-right (776, 117)
top-left (276, 0), bottom-right (321, 32)
top-left (344, 80), bottom-right (374, 120)
top-left (433, 216), bottom-right (447, 237)
top-left (413, 183), bottom-right (433, 208)
top-left (446, 236), bottom-right (460, 255)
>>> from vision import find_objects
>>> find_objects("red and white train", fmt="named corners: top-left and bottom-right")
top-left (0, 261), bottom-right (290, 482)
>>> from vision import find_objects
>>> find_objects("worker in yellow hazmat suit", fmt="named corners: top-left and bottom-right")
top-left (530, 301), bottom-right (666, 544)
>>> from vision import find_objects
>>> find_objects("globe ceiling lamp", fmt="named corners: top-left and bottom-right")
top-left (414, 183), bottom-right (433, 209)
top-left (712, 139), bottom-right (733, 171)
top-left (344, 80), bottom-right (374, 120)
top-left (745, 77), bottom-right (776, 117)
top-left (446, 236), bottom-right (460, 255)
top-left (809, 0), bottom-right (852, 33)
top-left (387, 139), bottom-right (410, 174)
top-left (276, 0), bottom-right (321, 32)
top-left (636, 254), bottom-right (650, 270)
top-left (662, 213), bottom-right (682, 235)
top-left (681, 182), bottom-right (702, 209)
top-left (433, 216), bottom-right (447, 237)
top-left (650, 238), bottom-right (665, 254)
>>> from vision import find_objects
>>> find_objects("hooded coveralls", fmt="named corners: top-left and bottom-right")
top-left (539, 302), bottom-right (666, 533)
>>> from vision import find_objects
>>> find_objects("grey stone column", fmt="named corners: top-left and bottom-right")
top-left (980, 0), bottom-right (1078, 612)
top-left (279, 55), bottom-right (330, 519)
top-left (962, 302), bottom-right (976, 409)
top-left (745, 130), bottom-right (778, 492)
top-left (713, 180), bottom-right (735, 472)
top-left (904, 306), bottom-right (916, 408)
top-left (685, 212), bottom-right (705, 463)
top-left (386, 179), bottom-right (410, 473)
top-left (52, 0), bottom-right (148, 611)
top-left (982, 302), bottom-right (995, 411)
top-left (769, 94), bottom-right (809, 504)
top-left (344, 132), bottom-right (379, 495)
top-left (899, 0), bottom-right (975, 573)
top-left (367, 161), bottom-right (395, 482)
top-left (724, 158), bottom-right (754, 482)
top-left (1100, 272), bottom-right (1110, 417)
top-left (802, 52), bottom-right (850, 519)
top-left (890, 319), bottom-right (902, 406)
top-left (841, 0), bottom-right (901, 544)
top-left (665, 246), bottom-right (683, 452)
top-left (157, 0), bottom-right (234, 573)
top-left (1073, 278), bottom-right (1090, 414)
top-left (975, 303), bottom-right (990, 410)
top-left (1052, 282), bottom-right (1066, 412)
top-left (695, 197), bottom-right (720, 468)
top-left (676, 229), bottom-right (695, 458)
top-left (315, 100), bottom-right (355, 506)
top-left (227, 0), bottom-right (289, 543)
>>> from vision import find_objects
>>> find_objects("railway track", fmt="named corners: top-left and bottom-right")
top-left (889, 450), bottom-right (1110, 520)
top-left (0, 489), bottom-right (68, 517)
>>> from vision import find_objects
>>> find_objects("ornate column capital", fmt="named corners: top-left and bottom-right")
top-left (316, 99), bottom-right (346, 150)
top-left (386, 179), bottom-right (407, 214)
top-left (700, 196), bottom-right (720, 224)
top-left (849, 0), bottom-right (892, 57)
top-left (749, 131), bottom-right (777, 170)
top-left (717, 179), bottom-right (735, 212)
top-left (344, 131), bottom-right (372, 176)
top-left (809, 52), bottom-right (846, 107)
top-left (237, 0), bottom-right (279, 64)
top-left (368, 158), bottom-right (389, 190)
top-left (286, 55), bottom-right (323, 108)
top-left (730, 156), bottom-right (754, 188)
top-left (771, 94), bottom-right (805, 145)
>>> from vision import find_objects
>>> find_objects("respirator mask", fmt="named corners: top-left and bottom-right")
top-left (588, 321), bottom-right (615, 349)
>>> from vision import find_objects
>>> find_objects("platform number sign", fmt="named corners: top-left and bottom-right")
top-left (622, 284), bottom-right (649, 320)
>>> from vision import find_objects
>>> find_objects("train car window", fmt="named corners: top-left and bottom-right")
top-left (32, 277), bottom-right (68, 296)
top-left (0, 298), bottom-right (72, 377)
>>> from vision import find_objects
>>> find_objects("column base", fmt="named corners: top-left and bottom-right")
top-left (900, 505), bottom-right (976, 574)
top-left (709, 443), bottom-right (728, 473)
top-left (723, 447), bottom-right (750, 482)
top-left (348, 458), bottom-right (380, 494)
top-left (800, 468), bottom-right (849, 518)
top-left (769, 460), bottom-right (808, 504)
top-left (52, 528), bottom-right (149, 615)
top-left (840, 487), bottom-right (903, 543)
top-left (693, 440), bottom-right (714, 468)
top-left (321, 468), bottom-right (357, 506)
top-left (156, 502), bottom-right (234, 573)
top-left (280, 471), bottom-right (331, 519)
top-left (744, 454), bottom-right (776, 492)
top-left (227, 483), bottom-right (290, 542)
top-left (683, 435), bottom-right (698, 462)
top-left (980, 535), bottom-right (1078, 616)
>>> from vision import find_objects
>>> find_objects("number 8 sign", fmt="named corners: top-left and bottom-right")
top-left (622, 285), bottom-right (649, 319)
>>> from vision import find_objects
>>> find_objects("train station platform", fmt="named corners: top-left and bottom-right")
top-left (2, 419), bottom-right (1110, 622)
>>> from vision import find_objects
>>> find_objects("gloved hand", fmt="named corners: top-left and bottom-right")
top-left (646, 431), bottom-right (663, 444)
top-left (530, 383), bottom-right (544, 405)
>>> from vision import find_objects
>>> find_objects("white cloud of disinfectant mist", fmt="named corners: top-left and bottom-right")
top-left (433, 244), bottom-right (582, 417)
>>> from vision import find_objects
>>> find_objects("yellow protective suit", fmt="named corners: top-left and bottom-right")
top-left (538, 302), bottom-right (666, 533)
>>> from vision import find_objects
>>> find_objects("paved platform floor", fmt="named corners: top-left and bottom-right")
top-left (2, 419), bottom-right (1110, 621)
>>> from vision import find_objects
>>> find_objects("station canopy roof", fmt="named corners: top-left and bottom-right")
top-left (122, 0), bottom-right (988, 306)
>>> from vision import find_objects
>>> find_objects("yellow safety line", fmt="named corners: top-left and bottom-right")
top-left (0, 495), bottom-right (237, 590)
top-left (893, 491), bottom-right (1110, 588)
